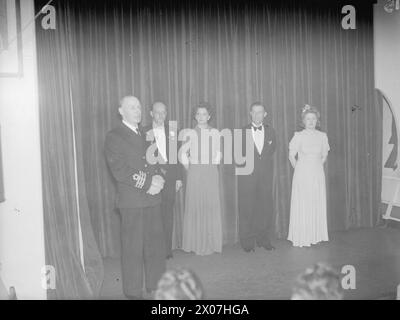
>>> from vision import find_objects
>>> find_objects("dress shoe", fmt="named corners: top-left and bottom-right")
top-left (261, 244), bottom-right (275, 251)
top-left (256, 241), bottom-right (275, 251)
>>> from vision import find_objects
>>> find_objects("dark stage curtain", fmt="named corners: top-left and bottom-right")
top-left (36, 4), bottom-right (104, 298)
top-left (36, 0), bottom-right (382, 269)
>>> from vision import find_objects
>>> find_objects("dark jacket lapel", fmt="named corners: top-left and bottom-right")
top-left (119, 123), bottom-right (142, 148)
top-left (260, 123), bottom-right (269, 155)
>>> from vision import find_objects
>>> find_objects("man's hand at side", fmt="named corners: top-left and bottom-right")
top-left (146, 175), bottom-right (165, 195)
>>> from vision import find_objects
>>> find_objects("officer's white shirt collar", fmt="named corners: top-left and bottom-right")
top-left (122, 120), bottom-right (139, 134)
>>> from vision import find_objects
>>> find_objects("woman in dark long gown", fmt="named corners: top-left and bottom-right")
top-left (181, 102), bottom-right (223, 256)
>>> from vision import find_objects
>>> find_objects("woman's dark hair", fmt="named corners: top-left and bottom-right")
top-left (192, 101), bottom-right (215, 121)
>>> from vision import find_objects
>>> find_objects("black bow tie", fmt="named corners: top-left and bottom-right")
top-left (252, 125), bottom-right (262, 131)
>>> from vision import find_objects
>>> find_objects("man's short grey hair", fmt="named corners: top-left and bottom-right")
top-left (249, 102), bottom-right (265, 111)
top-left (119, 95), bottom-right (139, 108)
top-left (151, 101), bottom-right (167, 111)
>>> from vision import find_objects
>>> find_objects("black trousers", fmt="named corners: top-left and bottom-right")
top-left (160, 178), bottom-right (176, 256)
top-left (238, 162), bottom-right (274, 249)
top-left (120, 205), bottom-right (165, 297)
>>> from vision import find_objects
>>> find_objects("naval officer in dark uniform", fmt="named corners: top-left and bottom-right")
top-left (105, 96), bottom-right (166, 299)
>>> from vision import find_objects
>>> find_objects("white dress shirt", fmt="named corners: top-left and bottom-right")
top-left (153, 124), bottom-right (168, 162)
top-left (122, 120), bottom-right (140, 135)
top-left (251, 122), bottom-right (264, 154)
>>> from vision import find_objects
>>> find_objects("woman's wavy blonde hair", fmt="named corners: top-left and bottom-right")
top-left (300, 104), bottom-right (321, 128)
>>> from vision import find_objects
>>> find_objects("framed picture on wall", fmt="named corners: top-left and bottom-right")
top-left (0, 0), bottom-right (23, 77)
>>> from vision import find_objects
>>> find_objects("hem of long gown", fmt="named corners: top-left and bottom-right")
top-left (181, 247), bottom-right (222, 256)
top-left (287, 238), bottom-right (329, 247)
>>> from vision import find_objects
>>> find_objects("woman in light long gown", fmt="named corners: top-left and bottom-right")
top-left (181, 102), bottom-right (223, 256)
top-left (288, 105), bottom-right (330, 247)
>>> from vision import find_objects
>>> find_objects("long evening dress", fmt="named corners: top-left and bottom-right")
top-left (182, 126), bottom-right (223, 255)
top-left (288, 129), bottom-right (330, 247)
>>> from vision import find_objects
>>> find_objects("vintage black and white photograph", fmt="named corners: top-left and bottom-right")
top-left (0, 0), bottom-right (399, 306)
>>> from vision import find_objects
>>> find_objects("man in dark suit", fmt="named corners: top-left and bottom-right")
top-left (143, 102), bottom-right (184, 260)
top-left (237, 102), bottom-right (277, 252)
top-left (104, 96), bottom-right (166, 299)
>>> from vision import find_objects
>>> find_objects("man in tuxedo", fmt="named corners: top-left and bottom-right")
top-left (143, 102), bottom-right (184, 259)
top-left (237, 102), bottom-right (277, 252)
top-left (104, 96), bottom-right (166, 299)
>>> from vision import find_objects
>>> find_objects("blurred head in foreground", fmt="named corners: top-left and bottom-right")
top-left (155, 268), bottom-right (204, 300)
top-left (291, 263), bottom-right (344, 300)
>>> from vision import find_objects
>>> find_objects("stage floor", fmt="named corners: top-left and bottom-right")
top-left (100, 226), bottom-right (400, 299)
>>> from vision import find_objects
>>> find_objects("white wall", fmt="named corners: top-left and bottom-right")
top-left (0, 0), bottom-right (46, 299)
top-left (374, 1), bottom-right (400, 133)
